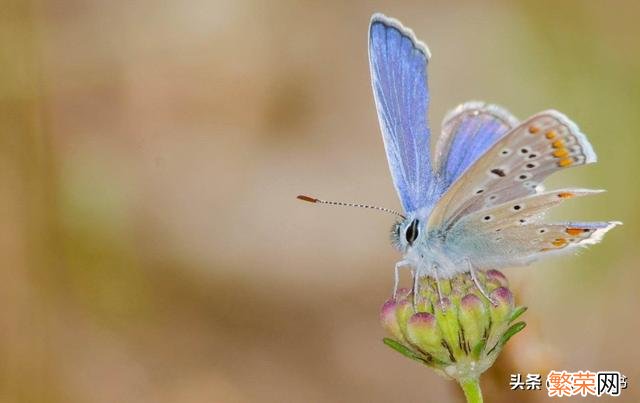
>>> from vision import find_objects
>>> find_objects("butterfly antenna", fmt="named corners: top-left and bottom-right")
top-left (296, 194), bottom-right (405, 219)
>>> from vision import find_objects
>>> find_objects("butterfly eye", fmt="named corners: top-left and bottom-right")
top-left (405, 219), bottom-right (420, 246)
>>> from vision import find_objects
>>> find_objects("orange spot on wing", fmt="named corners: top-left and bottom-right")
top-left (566, 228), bottom-right (586, 236)
top-left (552, 238), bottom-right (567, 247)
top-left (557, 192), bottom-right (574, 198)
top-left (529, 126), bottom-right (540, 134)
top-left (553, 149), bottom-right (569, 158)
top-left (558, 158), bottom-right (573, 167)
top-left (552, 139), bottom-right (564, 148)
top-left (545, 130), bottom-right (556, 139)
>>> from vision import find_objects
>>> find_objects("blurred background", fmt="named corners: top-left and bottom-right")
top-left (1, 1), bottom-right (638, 402)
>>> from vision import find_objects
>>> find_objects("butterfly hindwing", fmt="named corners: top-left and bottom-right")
top-left (369, 14), bottom-right (437, 213)
top-left (427, 110), bottom-right (596, 229)
top-left (444, 188), bottom-right (620, 268)
top-left (449, 218), bottom-right (620, 268)
top-left (434, 102), bottom-right (518, 189)
top-left (454, 188), bottom-right (604, 229)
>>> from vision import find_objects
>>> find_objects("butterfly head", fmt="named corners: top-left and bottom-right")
top-left (391, 215), bottom-right (425, 253)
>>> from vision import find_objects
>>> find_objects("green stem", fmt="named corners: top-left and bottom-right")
top-left (460, 378), bottom-right (483, 403)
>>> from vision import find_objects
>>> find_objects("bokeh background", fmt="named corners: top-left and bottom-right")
top-left (1, 1), bottom-right (638, 402)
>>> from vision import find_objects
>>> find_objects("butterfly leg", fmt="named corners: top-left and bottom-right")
top-left (466, 259), bottom-right (497, 306)
top-left (393, 260), bottom-right (410, 299)
top-left (433, 264), bottom-right (444, 305)
top-left (412, 268), bottom-right (420, 308)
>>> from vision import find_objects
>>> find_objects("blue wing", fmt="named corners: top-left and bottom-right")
top-left (434, 102), bottom-right (518, 190)
top-left (369, 14), bottom-right (437, 213)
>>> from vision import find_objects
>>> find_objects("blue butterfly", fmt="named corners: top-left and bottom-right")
top-left (300, 13), bottom-right (620, 302)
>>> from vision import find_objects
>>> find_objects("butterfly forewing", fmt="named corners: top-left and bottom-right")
top-left (369, 14), bottom-right (437, 213)
top-left (427, 111), bottom-right (596, 229)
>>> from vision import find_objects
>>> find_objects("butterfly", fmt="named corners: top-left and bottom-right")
top-left (299, 13), bottom-right (620, 302)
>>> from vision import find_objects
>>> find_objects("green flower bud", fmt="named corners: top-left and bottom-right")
top-left (485, 269), bottom-right (509, 289)
top-left (406, 313), bottom-right (449, 364)
top-left (380, 270), bottom-right (526, 384)
top-left (458, 294), bottom-right (488, 359)
top-left (489, 287), bottom-right (515, 325)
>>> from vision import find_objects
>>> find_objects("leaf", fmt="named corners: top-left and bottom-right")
top-left (509, 306), bottom-right (528, 323)
top-left (500, 321), bottom-right (527, 347)
top-left (382, 338), bottom-right (428, 365)
top-left (471, 338), bottom-right (487, 360)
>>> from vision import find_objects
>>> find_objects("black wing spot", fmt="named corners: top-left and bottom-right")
top-left (491, 168), bottom-right (506, 177)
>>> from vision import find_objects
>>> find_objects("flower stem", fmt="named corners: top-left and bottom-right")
top-left (460, 378), bottom-right (483, 403)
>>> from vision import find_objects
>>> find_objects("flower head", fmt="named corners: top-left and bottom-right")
top-left (380, 270), bottom-right (526, 383)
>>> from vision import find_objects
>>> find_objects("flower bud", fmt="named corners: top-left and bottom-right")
top-left (406, 313), bottom-right (449, 363)
top-left (458, 294), bottom-right (488, 358)
top-left (380, 299), bottom-right (404, 342)
top-left (380, 269), bottom-right (526, 383)
top-left (490, 287), bottom-right (514, 322)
